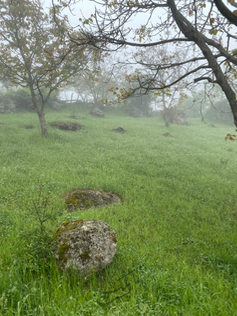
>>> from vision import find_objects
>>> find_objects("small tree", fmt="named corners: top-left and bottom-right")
top-left (101, 46), bottom-right (188, 123)
top-left (0, 0), bottom-right (87, 137)
top-left (68, 55), bottom-right (122, 107)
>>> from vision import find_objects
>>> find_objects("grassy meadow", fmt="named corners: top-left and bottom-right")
top-left (0, 109), bottom-right (237, 315)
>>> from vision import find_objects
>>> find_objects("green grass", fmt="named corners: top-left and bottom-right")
top-left (0, 109), bottom-right (237, 315)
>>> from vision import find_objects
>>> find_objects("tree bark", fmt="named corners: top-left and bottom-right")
top-left (28, 81), bottom-right (49, 137)
top-left (163, 108), bottom-right (171, 127)
top-left (37, 111), bottom-right (48, 137)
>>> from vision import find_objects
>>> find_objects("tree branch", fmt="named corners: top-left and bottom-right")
top-left (194, 77), bottom-right (217, 83)
top-left (213, 0), bottom-right (237, 26)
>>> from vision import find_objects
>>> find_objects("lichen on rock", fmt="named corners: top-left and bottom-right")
top-left (54, 219), bottom-right (117, 275)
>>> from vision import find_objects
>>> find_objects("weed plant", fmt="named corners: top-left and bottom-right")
top-left (0, 109), bottom-right (237, 315)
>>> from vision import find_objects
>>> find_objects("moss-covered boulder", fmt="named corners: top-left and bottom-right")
top-left (64, 189), bottom-right (123, 212)
top-left (54, 219), bottom-right (117, 275)
top-left (50, 121), bottom-right (83, 131)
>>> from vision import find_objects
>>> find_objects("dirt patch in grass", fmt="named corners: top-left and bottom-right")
top-left (63, 189), bottom-right (123, 212)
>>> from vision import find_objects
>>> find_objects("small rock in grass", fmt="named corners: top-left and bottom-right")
top-left (163, 132), bottom-right (172, 137)
top-left (110, 127), bottom-right (126, 133)
top-left (50, 121), bottom-right (83, 131)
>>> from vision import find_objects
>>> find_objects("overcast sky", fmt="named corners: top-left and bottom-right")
top-left (43, 0), bottom-right (154, 30)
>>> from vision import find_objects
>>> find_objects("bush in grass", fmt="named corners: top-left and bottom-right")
top-left (19, 182), bottom-right (63, 234)
top-left (13, 181), bottom-right (65, 272)
top-left (1, 88), bottom-right (32, 112)
top-left (15, 229), bottom-right (55, 272)
top-left (1, 88), bottom-right (63, 112)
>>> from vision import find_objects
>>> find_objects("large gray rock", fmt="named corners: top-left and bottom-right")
top-left (54, 219), bottom-right (117, 275)
top-left (90, 107), bottom-right (104, 117)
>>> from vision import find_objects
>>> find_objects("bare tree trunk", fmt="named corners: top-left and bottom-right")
top-left (37, 111), bottom-right (48, 137)
top-left (28, 82), bottom-right (48, 137)
top-left (162, 93), bottom-right (171, 127)
top-left (163, 108), bottom-right (171, 127)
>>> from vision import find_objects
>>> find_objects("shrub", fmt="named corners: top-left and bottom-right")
top-left (1, 88), bottom-right (33, 111)
top-left (1, 88), bottom-right (63, 112)
top-left (12, 181), bottom-right (65, 272)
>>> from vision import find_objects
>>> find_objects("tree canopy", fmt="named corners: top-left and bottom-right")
top-left (54, 0), bottom-right (237, 127)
